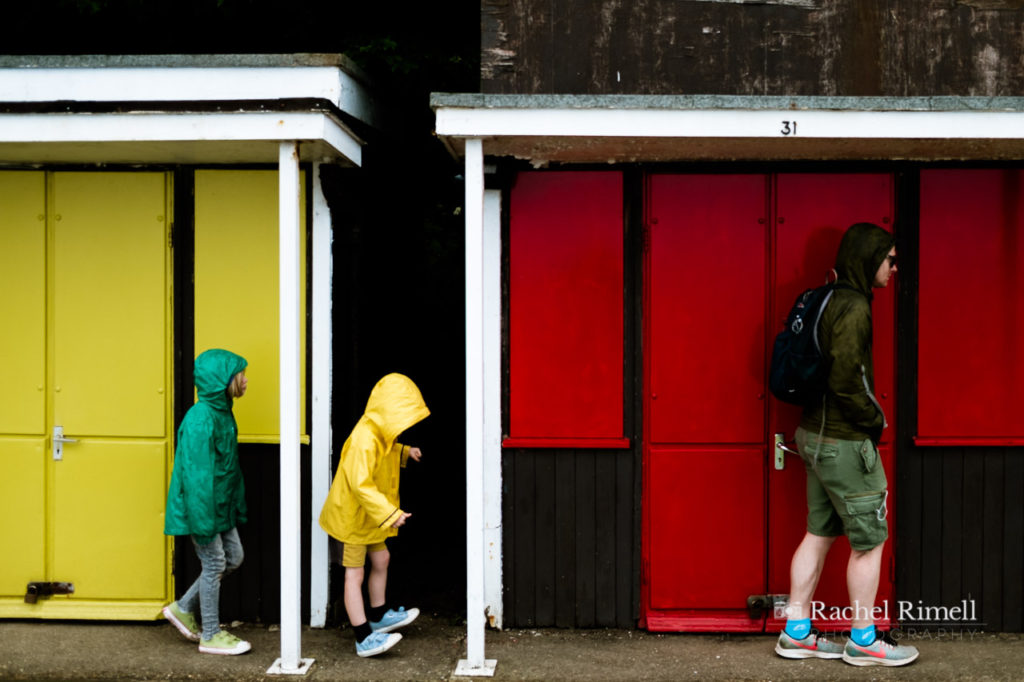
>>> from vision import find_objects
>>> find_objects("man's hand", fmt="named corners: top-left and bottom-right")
top-left (408, 447), bottom-right (423, 462)
top-left (391, 512), bottom-right (412, 528)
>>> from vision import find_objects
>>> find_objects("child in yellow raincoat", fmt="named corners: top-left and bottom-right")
top-left (319, 373), bottom-right (430, 657)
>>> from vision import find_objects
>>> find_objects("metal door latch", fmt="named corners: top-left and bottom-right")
top-left (24, 582), bottom-right (75, 604)
top-left (774, 433), bottom-right (799, 470)
top-left (53, 425), bottom-right (77, 461)
top-left (747, 594), bottom-right (790, 619)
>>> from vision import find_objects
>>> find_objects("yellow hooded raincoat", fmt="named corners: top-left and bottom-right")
top-left (319, 373), bottom-right (430, 545)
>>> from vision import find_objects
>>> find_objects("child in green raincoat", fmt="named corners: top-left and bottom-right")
top-left (319, 373), bottom-right (430, 657)
top-left (162, 349), bottom-right (252, 656)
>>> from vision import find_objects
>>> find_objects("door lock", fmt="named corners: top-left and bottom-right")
top-left (53, 425), bottom-right (77, 461)
top-left (774, 433), bottom-right (799, 470)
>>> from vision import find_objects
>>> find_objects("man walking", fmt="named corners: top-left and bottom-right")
top-left (774, 222), bottom-right (918, 667)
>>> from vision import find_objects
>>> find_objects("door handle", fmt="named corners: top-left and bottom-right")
top-left (773, 433), bottom-right (799, 470)
top-left (53, 425), bottom-right (78, 461)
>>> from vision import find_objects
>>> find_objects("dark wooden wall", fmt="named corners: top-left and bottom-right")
top-left (482, 0), bottom-right (1024, 96)
top-left (502, 448), bottom-right (639, 627)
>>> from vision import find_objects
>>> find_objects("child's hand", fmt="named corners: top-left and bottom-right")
top-left (408, 447), bottom-right (423, 462)
top-left (391, 512), bottom-right (412, 528)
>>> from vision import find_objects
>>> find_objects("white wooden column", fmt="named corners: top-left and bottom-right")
top-left (309, 162), bottom-right (333, 629)
top-left (268, 141), bottom-right (314, 676)
top-left (482, 188), bottom-right (503, 629)
top-left (455, 138), bottom-right (497, 677)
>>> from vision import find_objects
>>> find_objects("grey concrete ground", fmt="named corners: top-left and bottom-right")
top-left (1, 614), bottom-right (1021, 681)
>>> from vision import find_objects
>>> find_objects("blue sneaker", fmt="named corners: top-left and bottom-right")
top-left (370, 606), bottom-right (420, 633)
top-left (775, 629), bottom-right (844, 659)
top-left (356, 631), bottom-right (402, 658)
top-left (842, 632), bottom-right (919, 667)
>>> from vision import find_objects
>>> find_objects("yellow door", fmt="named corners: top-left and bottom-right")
top-left (0, 171), bottom-right (173, 619)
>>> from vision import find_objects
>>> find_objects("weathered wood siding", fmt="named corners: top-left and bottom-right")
top-left (482, 0), bottom-right (1024, 96)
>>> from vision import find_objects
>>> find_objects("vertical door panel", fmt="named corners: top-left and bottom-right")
top-left (0, 439), bottom-right (46, 597)
top-left (51, 172), bottom-right (169, 606)
top-left (53, 173), bottom-right (167, 438)
top-left (772, 174), bottom-right (895, 442)
top-left (53, 441), bottom-right (167, 599)
top-left (767, 173), bottom-right (895, 620)
top-left (919, 169), bottom-right (1024, 439)
top-left (0, 171), bottom-right (46, 434)
top-left (648, 174), bottom-right (767, 444)
top-left (0, 172), bottom-right (48, 601)
top-left (194, 170), bottom-right (307, 442)
top-left (509, 171), bottom-right (624, 441)
top-left (649, 447), bottom-right (765, 608)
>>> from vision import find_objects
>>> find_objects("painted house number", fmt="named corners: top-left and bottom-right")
top-left (780, 120), bottom-right (798, 135)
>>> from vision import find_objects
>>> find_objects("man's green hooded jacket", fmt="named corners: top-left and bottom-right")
top-left (164, 349), bottom-right (248, 545)
top-left (799, 223), bottom-right (894, 444)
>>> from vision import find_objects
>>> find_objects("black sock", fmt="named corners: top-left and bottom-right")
top-left (368, 603), bottom-right (388, 623)
top-left (353, 622), bottom-right (372, 643)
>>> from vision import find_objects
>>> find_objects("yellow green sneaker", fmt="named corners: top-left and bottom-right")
top-left (198, 630), bottom-right (252, 655)
top-left (162, 602), bottom-right (200, 643)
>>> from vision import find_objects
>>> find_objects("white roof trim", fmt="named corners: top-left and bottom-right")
top-left (0, 111), bottom-right (361, 165)
top-left (432, 95), bottom-right (1024, 162)
top-left (0, 66), bottom-right (380, 130)
top-left (435, 106), bottom-right (1024, 141)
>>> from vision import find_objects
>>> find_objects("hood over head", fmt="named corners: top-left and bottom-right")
top-left (835, 222), bottom-right (895, 296)
top-left (194, 349), bottom-right (248, 411)
top-left (364, 373), bottom-right (430, 442)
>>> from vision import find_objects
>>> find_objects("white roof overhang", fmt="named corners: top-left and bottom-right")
top-left (0, 55), bottom-right (379, 166)
top-left (431, 94), bottom-right (1024, 163)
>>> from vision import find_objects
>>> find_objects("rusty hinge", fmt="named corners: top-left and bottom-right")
top-left (24, 581), bottom-right (75, 604)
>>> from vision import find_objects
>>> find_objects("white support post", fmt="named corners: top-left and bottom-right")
top-left (455, 138), bottom-right (497, 677)
top-left (268, 141), bottom-right (314, 676)
top-left (482, 188), bottom-right (503, 629)
top-left (309, 161), bottom-right (333, 629)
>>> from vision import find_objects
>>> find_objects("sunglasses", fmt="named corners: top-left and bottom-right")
top-left (886, 255), bottom-right (897, 267)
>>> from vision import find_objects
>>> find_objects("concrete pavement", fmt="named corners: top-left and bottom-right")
top-left (1, 614), bottom-right (1021, 681)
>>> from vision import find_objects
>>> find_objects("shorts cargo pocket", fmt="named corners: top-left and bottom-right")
top-left (842, 490), bottom-right (888, 551)
top-left (859, 440), bottom-right (879, 472)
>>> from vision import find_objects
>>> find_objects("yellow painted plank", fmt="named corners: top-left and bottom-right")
top-left (0, 438), bottom-right (46, 598)
top-left (194, 170), bottom-right (307, 441)
top-left (0, 599), bottom-right (165, 621)
top-left (0, 172), bottom-right (46, 435)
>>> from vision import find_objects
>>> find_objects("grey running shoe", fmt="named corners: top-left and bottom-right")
top-left (842, 633), bottom-right (919, 667)
top-left (775, 629), bottom-right (844, 659)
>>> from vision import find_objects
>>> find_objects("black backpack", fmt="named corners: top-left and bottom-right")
top-left (769, 281), bottom-right (850, 406)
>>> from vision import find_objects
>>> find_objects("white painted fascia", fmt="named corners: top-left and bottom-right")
top-left (0, 66), bottom-right (380, 129)
top-left (434, 106), bottom-right (1024, 141)
top-left (0, 111), bottom-right (361, 165)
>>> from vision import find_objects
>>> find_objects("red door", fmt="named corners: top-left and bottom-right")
top-left (642, 173), bottom-right (896, 632)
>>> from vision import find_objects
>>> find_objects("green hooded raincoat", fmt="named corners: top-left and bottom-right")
top-left (319, 373), bottom-right (430, 546)
top-left (800, 222), bottom-right (894, 444)
top-left (164, 349), bottom-right (248, 545)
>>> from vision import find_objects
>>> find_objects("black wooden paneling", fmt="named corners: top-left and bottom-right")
top-left (502, 448), bottom-right (638, 628)
top-left (1003, 449), bottom-right (1024, 632)
top-left (554, 453), bottom-right (577, 627)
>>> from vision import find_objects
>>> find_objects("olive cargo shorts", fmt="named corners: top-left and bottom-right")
top-left (795, 426), bottom-right (889, 551)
